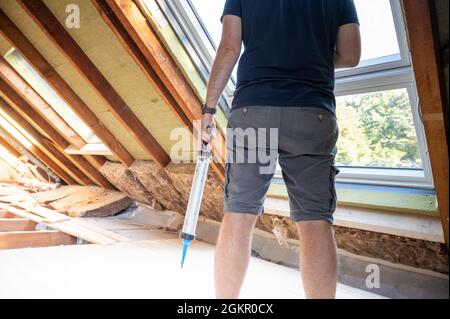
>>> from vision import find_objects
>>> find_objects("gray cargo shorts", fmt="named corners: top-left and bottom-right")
top-left (224, 106), bottom-right (340, 224)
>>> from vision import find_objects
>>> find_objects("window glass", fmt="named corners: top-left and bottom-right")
top-left (189, 0), bottom-right (225, 49)
top-left (190, 0), bottom-right (401, 66)
top-left (355, 0), bottom-right (401, 64)
top-left (5, 50), bottom-right (102, 144)
top-left (336, 88), bottom-right (422, 169)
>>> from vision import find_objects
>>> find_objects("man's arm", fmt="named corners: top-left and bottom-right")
top-left (201, 15), bottom-right (242, 143)
top-left (334, 23), bottom-right (361, 69)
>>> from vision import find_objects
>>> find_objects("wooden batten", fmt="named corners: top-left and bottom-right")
top-left (0, 8), bottom-right (135, 167)
top-left (18, 0), bottom-right (170, 168)
top-left (402, 0), bottom-right (449, 247)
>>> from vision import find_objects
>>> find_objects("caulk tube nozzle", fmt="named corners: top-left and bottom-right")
top-left (180, 239), bottom-right (191, 268)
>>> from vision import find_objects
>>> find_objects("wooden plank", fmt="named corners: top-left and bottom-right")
top-left (0, 124), bottom-right (76, 184)
top-left (264, 197), bottom-right (446, 243)
top-left (102, 0), bottom-right (226, 178)
top-left (0, 194), bottom-right (31, 203)
top-left (0, 203), bottom-right (125, 245)
top-left (14, 203), bottom-right (70, 223)
top-left (18, 0), bottom-right (170, 168)
top-left (0, 218), bottom-right (37, 231)
top-left (402, 0), bottom-right (449, 247)
top-left (0, 84), bottom-right (115, 189)
top-left (0, 230), bottom-right (76, 249)
top-left (31, 185), bottom-right (132, 218)
top-left (65, 144), bottom-right (113, 156)
top-left (0, 8), bottom-right (135, 167)
top-left (0, 57), bottom-right (85, 149)
top-left (0, 212), bottom-right (19, 218)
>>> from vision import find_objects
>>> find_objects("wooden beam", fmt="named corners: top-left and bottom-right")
top-left (18, 0), bottom-right (170, 167)
top-left (0, 211), bottom-right (19, 218)
top-left (92, 0), bottom-right (191, 127)
top-left (84, 155), bottom-right (107, 170)
top-left (0, 203), bottom-right (128, 245)
top-left (0, 57), bottom-right (85, 149)
top-left (0, 55), bottom-right (106, 175)
top-left (0, 81), bottom-right (115, 189)
top-left (100, 0), bottom-right (225, 178)
top-left (0, 134), bottom-right (21, 157)
top-left (402, 0), bottom-right (449, 247)
top-left (0, 218), bottom-right (37, 231)
top-left (0, 9), bottom-right (135, 167)
top-left (0, 230), bottom-right (76, 249)
top-left (0, 124), bottom-right (75, 184)
top-left (0, 77), bottom-right (69, 148)
top-left (0, 98), bottom-right (92, 185)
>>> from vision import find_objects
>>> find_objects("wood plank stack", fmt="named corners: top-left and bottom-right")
top-left (32, 185), bottom-right (132, 218)
top-left (0, 184), bottom-right (132, 246)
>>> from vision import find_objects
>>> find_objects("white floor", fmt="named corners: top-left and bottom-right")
top-left (0, 236), bottom-right (385, 299)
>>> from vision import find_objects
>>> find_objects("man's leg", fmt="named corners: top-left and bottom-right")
top-left (217, 107), bottom-right (278, 299)
top-left (215, 212), bottom-right (258, 299)
top-left (296, 220), bottom-right (337, 299)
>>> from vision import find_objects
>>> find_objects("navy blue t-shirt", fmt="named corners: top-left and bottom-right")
top-left (221, 0), bottom-right (359, 113)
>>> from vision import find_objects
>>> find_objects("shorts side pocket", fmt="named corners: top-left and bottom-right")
top-left (329, 165), bottom-right (340, 213)
top-left (224, 163), bottom-right (231, 199)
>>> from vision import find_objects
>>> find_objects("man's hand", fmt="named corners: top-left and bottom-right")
top-left (201, 113), bottom-right (216, 144)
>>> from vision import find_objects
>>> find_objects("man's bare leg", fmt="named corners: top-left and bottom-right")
top-left (296, 220), bottom-right (337, 299)
top-left (215, 212), bottom-right (258, 299)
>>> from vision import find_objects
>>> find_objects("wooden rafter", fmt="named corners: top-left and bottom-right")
top-left (0, 211), bottom-right (18, 218)
top-left (0, 98), bottom-right (91, 185)
top-left (98, 0), bottom-right (225, 178)
top-left (0, 8), bottom-right (135, 167)
top-left (0, 77), bottom-right (69, 148)
top-left (0, 230), bottom-right (76, 250)
top-left (0, 58), bottom-right (86, 150)
top-left (0, 134), bottom-right (21, 157)
top-left (0, 54), bottom-right (109, 170)
top-left (0, 218), bottom-right (37, 231)
top-left (18, 0), bottom-right (170, 168)
top-left (402, 0), bottom-right (449, 247)
top-left (0, 124), bottom-right (76, 184)
top-left (0, 94), bottom-right (115, 189)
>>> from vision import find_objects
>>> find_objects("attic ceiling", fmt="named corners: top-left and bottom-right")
top-left (0, 0), bottom-right (187, 162)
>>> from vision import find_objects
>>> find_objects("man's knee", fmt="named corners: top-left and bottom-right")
top-left (296, 220), bottom-right (333, 234)
top-left (223, 212), bottom-right (258, 229)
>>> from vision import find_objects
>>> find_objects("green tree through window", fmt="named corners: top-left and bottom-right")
top-left (336, 89), bottom-right (422, 169)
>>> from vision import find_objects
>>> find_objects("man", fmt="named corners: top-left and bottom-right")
top-left (201, 0), bottom-right (361, 299)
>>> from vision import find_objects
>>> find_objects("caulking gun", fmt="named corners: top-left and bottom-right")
top-left (180, 127), bottom-right (214, 268)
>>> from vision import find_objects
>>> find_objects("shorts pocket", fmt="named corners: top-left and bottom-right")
top-left (329, 165), bottom-right (340, 212)
top-left (224, 164), bottom-right (231, 199)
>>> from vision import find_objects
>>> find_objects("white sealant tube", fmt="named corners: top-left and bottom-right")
top-left (180, 146), bottom-right (212, 241)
